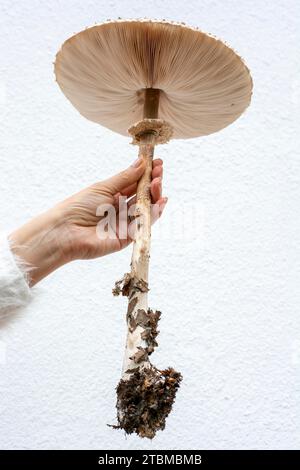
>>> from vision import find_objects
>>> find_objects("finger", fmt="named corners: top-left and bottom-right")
top-left (121, 159), bottom-right (163, 194)
top-left (113, 191), bottom-right (122, 208)
top-left (152, 158), bottom-right (163, 168)
top-left (127, 194), bottom-right (136, 211)
top-left (122, 162), bottom-right (162, 198)
top-left (99, 158), bottom-right (146, 194)
top-left (120, 182), bottom-right (137, 198)
top-left (118, 174), bottom-right (162, 209)
top-left (151, 197), bottom-right (168, 224)
top-left (125, 196), bottom-right (168, 242)
top-left (150, 177), bottom-right (162, 203)
top-left (127, 196), bottom-right (168, 219)
top-left (152, 164), bottom-right (163, 180)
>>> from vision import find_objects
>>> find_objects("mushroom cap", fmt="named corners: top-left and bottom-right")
top-left (54, 19), bottom-right (253, 140)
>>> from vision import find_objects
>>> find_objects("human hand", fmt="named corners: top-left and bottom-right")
top-left (9, 158), bottom-right (166, 286)
top-left (53, 157), bottom-right (166, 260)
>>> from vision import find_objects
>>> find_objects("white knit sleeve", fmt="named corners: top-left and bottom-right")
top-left (0, 232), bottom-right (33, 318)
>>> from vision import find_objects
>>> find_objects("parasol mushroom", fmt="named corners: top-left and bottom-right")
top-left (54, 18), bottom-right (253, 438)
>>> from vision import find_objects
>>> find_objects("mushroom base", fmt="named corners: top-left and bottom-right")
top-left (115, 366), bottom-right (182, 439)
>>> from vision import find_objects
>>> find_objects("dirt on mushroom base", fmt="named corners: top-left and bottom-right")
top-left (113, 273), bottom-right (182, 438)
top-left (114, 366), bottom-right (182, 439)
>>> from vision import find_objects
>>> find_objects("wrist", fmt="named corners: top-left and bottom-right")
top-left (9, 208), bottom-right (68, 286)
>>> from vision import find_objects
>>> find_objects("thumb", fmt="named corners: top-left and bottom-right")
top-left (102, 158), bottom-right (146, 194)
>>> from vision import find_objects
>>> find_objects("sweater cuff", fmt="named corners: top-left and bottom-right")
top-left (0, 232), bottom-right (33, 315)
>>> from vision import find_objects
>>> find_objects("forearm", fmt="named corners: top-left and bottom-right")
top-left (9, 208), bottom-right (67, 286)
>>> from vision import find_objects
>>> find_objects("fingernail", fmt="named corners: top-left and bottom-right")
top-left (131, 158), bottom-right (143, 168)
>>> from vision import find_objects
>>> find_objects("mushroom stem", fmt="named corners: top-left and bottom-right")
top-left (142, 88), bottom-right (160, 118)
top-left (122, 88), bottom-right (160, 378)
top-left (113, 89), bottom-right (182, 438)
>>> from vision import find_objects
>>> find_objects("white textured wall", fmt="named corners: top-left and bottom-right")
top-left (0, 0), bottom-right (299, 450)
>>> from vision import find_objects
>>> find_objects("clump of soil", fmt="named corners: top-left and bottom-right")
top-left (115, 366), bottom-right (182, 439)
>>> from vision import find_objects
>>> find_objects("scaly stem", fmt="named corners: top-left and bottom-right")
top-left (122, 88), bottom-right (160, 378)
top-left (113, 89), bottom-right (182, 438)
